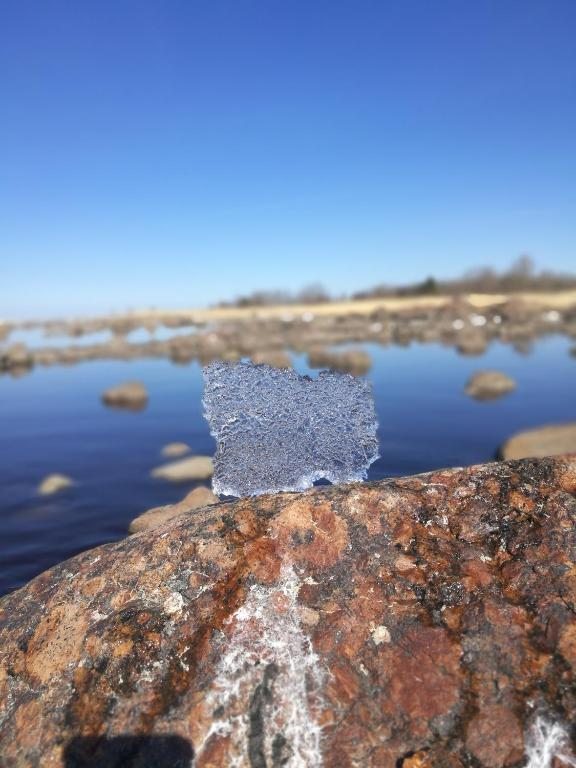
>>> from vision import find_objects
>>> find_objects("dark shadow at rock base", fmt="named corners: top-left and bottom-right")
top-left (64, 735), bottom-right (194, 768)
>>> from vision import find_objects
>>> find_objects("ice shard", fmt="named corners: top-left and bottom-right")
top-left (202, 361), bottom-right (379, 497)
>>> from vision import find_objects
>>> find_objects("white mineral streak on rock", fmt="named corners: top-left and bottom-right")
top-left (200, 565), bottom-right (324, 767)
top-left (524, 716), bottom-right (576, 767)
top-left (371, 624), bottom-right (391, 645)
top-left (163, 591), bottom-right (184, 615)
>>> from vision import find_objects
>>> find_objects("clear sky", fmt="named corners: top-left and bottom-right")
top-left (1, 0), bottom-right (575, 318)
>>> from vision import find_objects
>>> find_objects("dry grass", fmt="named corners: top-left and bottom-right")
top-left (136, 290), bottom-right (576, 323)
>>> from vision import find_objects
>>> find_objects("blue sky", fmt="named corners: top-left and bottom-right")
top-left (1, 0), bottom-right (575, 318)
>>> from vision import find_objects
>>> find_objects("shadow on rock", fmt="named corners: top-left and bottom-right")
top-left (64, 735), bottom-right (194, 768)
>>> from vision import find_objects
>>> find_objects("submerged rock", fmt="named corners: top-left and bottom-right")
top-left (161, 442), bottom-right (191, 458)
top-left (101, 381), bottom-right (148, 410)
top-left (129, 486), bottom-right (218, 533)
top-left (151, 455), bottom-right (214, 482)
top-left (37, 473), bottom-right (74, 496)
top-left (1, 456), bottom-right (576, 766)
top-left (501, 422), bottom-right (576, 459)
top-left (464, 370), bottom-right (516, 401)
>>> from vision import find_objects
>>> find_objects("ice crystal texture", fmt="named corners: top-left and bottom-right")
top-left (202, 361), bottom-right (379, 497)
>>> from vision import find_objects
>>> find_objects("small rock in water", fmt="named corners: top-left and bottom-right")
top-left (101, 380), bottom-right (148, 410)
top-left (307, 347), bottom-right (372, 375)
top-left (129, 486), bottom-right (218, 533)
top-left (465, 370), bottom-right (516, 401)
top-left (250, 350), bottom-right (292, 368)
top-left (37, 473), bottom-right (73, 496)
top-left (501, 422), bottom-right (576, 460)
top-left (161, 442), bottom-right (191, 458)
top-left (202, 360), bottom-right (379, 497)
top-left (151, 455), bottom-right (214, 482)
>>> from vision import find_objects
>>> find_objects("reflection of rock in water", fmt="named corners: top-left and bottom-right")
top-left (1, 456), bottom-right (576, 765)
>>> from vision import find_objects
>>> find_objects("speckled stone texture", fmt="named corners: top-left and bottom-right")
top-left (1, 456), bottom-right (576, 767)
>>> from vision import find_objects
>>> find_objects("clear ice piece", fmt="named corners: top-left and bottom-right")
top-left (202, 361), bottom-right (379, 497)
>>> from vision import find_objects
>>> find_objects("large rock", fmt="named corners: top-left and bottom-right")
top-left (101, 381), bottom-right (148, 410)
top-left (1, 456), bottom-right (576, 767)
top-left (464, 370), bottom-right (516, 401)
top-left (501, 423), bottom-right (576, 460)
top-left (151, 456), bottom-right (214, 482)
top-left (129, 486), bottom-right (218, 533)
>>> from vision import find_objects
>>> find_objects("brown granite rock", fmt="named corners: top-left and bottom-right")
top-left (128, 486), bottom-right (219, 533)
top-left (1, 456), bottom-right (576, 767)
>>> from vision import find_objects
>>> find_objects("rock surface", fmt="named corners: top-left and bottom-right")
top-left (1, 456), bottom-right (576, 767)
top-left (151, 455), bottom-right (214, 482)
top-left (129, 486), bottom-right (218, 533)
top-left (101, 381), bottom-right (148, 410)
top-left (501, 423), bottom-right (576, 460)
top-left (464, 370), bottom-right (517, 401)
top-left (37, 474), bottom-right (74, 496)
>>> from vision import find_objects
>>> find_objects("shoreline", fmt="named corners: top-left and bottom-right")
top-left (3, 289), bottom-right (576, 331)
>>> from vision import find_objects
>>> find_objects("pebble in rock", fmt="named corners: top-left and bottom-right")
top-left (464, 370), bottom-right (517, 401)
top-left (37, 474), bottom-right (73, 496)
top-left (101, 381), bottom-right (148, 410)
top-left (151, 455), bottom-right (214, 482)
top-left (161, 442), bottom-right (191, 458)
top-left (129, 486), bottom-right (219, 533)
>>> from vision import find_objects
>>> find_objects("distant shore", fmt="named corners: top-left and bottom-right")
top-left (1, 290), bottom-right (575, 375)
top-left (4, 289), bottom-right (576, 330)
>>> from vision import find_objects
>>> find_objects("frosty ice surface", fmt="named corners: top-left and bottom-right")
top-left (202, 361), bottom-right (379, 497)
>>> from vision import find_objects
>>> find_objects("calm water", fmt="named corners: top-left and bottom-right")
top-left (1, 336), bottom-right (575, 596)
